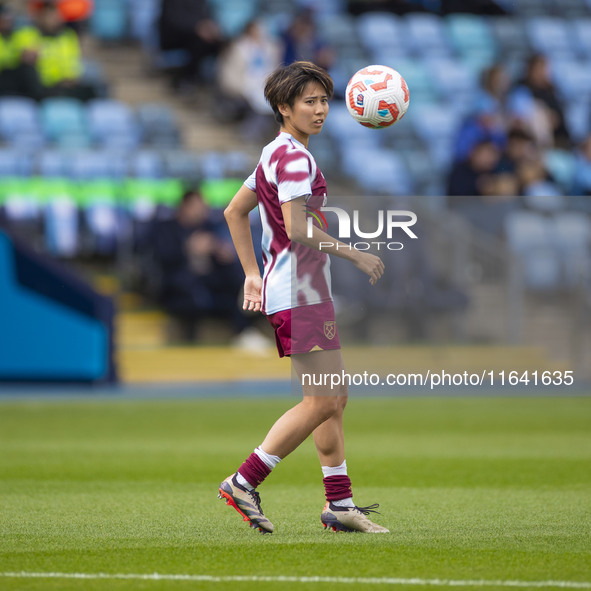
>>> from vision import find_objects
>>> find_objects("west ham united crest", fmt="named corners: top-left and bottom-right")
top-left (324, 321), bottom-right (336, 340)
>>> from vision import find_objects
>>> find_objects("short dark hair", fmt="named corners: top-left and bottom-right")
top-left (264, 61), bottom-right (334, 124)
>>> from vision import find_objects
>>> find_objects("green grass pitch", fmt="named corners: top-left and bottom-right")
top-left (1, 395), bottom-right (590, 591)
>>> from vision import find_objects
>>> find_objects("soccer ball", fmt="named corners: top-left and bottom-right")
top-left (345, 65), bottom-right (410, 129)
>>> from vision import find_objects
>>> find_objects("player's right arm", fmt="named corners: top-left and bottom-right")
top-left (224, 184), bottom-right (262, 312)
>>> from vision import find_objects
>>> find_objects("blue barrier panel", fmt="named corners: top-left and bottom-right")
top-left (0, 230), bottom-right (116, 383)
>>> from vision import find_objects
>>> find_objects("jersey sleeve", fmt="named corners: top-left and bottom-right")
top-left (276, 149), bottom-right (313, 204)
top-left (244, 168), bottom-right (257, 191)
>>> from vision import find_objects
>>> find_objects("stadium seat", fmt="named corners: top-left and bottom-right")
top-left (136, 103), bottom-right (180, 144)
top-left (323, 104), bottom-right (384, 145)
top-left (526, 17), bottom-right (575, 59)
top-left (571, 19), bottom-right (591, 58)
top-left (87, 99), bottom-right (141, 149)
top-left (347, 148), bottom-right (413, 195)
top-left (129, 150), bottom-right (164, 179)
top-left (68, 150), bottom-right (127, 180)
top-left (425, 58), bottom-right (477, 105)
top-left (404, 14), bottom-right (452, 57)
top-left (564, 98), bottom-right (591, 142)
top-left (446, 14), bottom-right (497, 64)
top-left (163, 150), bottom-right (202, 182)
top-left (209, 0), bottom-right (258, 37)
top-left (550, 58), bottom-right (591, 102)
top-left (505, 211), bottom-right (562, 291)
top-left (0, 98), bottom-right (41, 141)
top-left (356, 13), bottom-right (407, 59)
top-left (37, 150), bottom-right (68, 177)
top-left (489, 17), bottom-right (531, 61)
top-left (315, 12), bottom-right (357, 47)
top-left (40, 98), bottom-right (88, 143)
top-left (0, 149), bottom-right (33, 177)
top-left (514, 0), bottom-right (553, 16)
top-left (386, 59), bottom-right (439, 107)
top-left (90, 0), bottom-right (127, 40)
top-left (553, 212), bottom-right (591, 287)
top-left (544, 149), bottom-right (577, 192)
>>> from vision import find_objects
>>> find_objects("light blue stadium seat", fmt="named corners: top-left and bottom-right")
top-left (129, 150), bottom-right (164, 179)
top-left (40, 98), bottom-right (88, 142)
top-left (68, 150), bottom-right (127, 180)
top-left (163, 150), bottom-right (202, 182)
top-left (38, 150), bottom-right (67, 177)
top-left (87, 99), bottom-right (141, 149)
top-left (349, 149), bottom-right (413, 196)
top-left (91, 0), bottom-right (127, 40)
top-left (356, 13), bottom-right (406, 59)
top-left (571, 19), bottom-right (591, 58)
top-left (490, 17), bottom-right (531, 60)
top-left (565, 98), bottom-right (591, 142)
top-left (526, 17), bottom-right (575, 59)
top-left (316, 12), bottom-right (358, 48)
top-left (505, 211), bottom-right (562, 291)
top-left (323, 104), bottom-right (384, 145)
top-left (446, 14), bottom-right (497, 63)
top-left (544, 149), bottom-right (577, 192)
top-left (405, 14), bottom-right (452, 57)
top-left (553, 212), bottom-right (591, 287)
top-left (0, 149), bottom-right (33, 176)
top-left (391, 59), bottom-right (439, 107)
top-left (550, 58), bottom-right (591, 102)
top-left (0, 97), bottom-right (40, 139)
top-left (209, 0), bottom-right (258, 37)
top-left (425, 58), bottom-right (477, 108)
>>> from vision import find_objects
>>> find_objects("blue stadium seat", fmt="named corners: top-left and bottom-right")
top-left (87, 99), bottom-right (141, 149)
top-left (550, 58), bottom-right (591, 102)
top-left (346, 148), bottom-right (413, 195)
top-left (571, 19), bottom-right (591, 58)
top-left (0, 149), bottom-right (33, 176)
top-left (0, 97), bottom-right (40, 140)
top-left (564, 98), bottom-right (591, 142)
top-left (490, 17), bottom-right (531, 60)
top-left (425, 59), bottom-right (477, 110)
top-left (163, 150), bottom-right (202, 182)
top-left (91, 0), bottom-right (127, 40)
top-left (404, 14), bottom-right (452, 57)
top-left (505, 211), bottom-right (562, 291)
top-left (68, 150), bottom-right (127, 180)
top-left (446, 14), bottom-right (497, 64)
top-left (544, 149), bottom-right (577, 192)
top-left (41, 98), bottom-right (88, 142)
top-left (209, 0), bottom-right (258, 37)
top-left (323, 104), bottom-right (384, 145)
top-left (526, 17), bottom-right (575, 59)
top-left (37, 150), bottom-right (68, 177)
top-left (128, 150), bottom-right (164, 179)
top-left (553, 212), bottom-right (591, 287)
top-left (389, 59), bottom-right (439, 107)
top-left (356, 13), bottom-right (407, 59)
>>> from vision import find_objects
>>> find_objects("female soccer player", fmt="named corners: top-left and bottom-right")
top-left (219, 61), bottom-right (388, 534)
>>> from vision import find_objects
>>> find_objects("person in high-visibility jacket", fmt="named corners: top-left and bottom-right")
top-left (12, 3), bottom-right (95, 100)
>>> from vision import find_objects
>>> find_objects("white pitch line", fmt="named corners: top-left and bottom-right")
top-left (1, 572), bottom-right (590, 588)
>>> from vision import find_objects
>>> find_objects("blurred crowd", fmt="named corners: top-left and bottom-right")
top-left (0, 0), bottom-right (98, 101)
top-left (448, 55), bottom-right (591, 235)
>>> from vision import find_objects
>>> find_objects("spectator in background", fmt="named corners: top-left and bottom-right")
top-left (11, 2), bottom-right (96, 100)
top-left (448, 139), bottom-right (519, 235)
top-left (477, 63), bottom-right (510, 114)
top-left (28, 0), bottom-right (93, 33)
top-left (511, 54), bottom-right (571, 149)
top-left (282, 9), bottom-right (334, 71)
top-left (152, 190), bottom-right (267, 346)
top-left (158, 0), bottom-right (224, 91)
top-left (216, 19), bottom-right (280, 138)
top-left (453, 94), bottom-right (507, 162)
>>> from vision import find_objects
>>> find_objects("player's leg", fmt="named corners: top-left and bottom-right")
top-left (219, 351), bottom-right (344, 534)
top-left (300, 350), bottom-right (389, 533)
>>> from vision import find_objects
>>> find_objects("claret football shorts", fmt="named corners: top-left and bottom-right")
top-left (266, 301), bottom-right (341, 358)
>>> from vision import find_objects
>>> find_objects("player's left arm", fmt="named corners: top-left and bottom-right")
top-left (224, 185), bottom-right (262, 311)
top-left (283, 196), bottom-right (385, 286)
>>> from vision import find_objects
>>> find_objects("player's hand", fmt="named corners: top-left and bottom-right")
top-left (243, 275), bottom-right (263, 312)
top-left (353, 251), bottom-right (385, 286)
